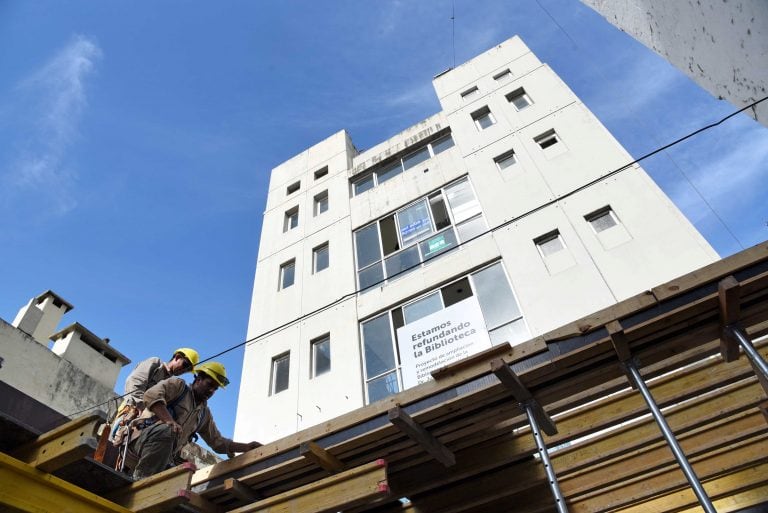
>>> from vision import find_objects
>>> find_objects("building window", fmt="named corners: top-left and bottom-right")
top-left (279, 259), bottom-right (295, 290)
top-left (506, 87), bottom-right (533, 110)
top-left (471, 106), bottom-right (496, 131)
top-left (286, 181), bottom-right (300, 195)
top-left (585, 207), bottom-right (619, 233)
top-left (494, 149), bottom-right (517, 170)
top-left (314, 166), bottom-right (328, 180)
top-left (351, 133), bottom-right (455, 196)
top-left (360, 262), bottom-right (527, 403)
top-left (461, 86), bottom-right (480, 101)
top-left (534, 129), bottom-right (560, 149)
top-left (314, 191), bottom-right (328, 216)
top-left (283, 207), bottom-right (299, 232)
top-left (313, 243), bottom-right (329, 273)
top-left (353, 176), bottom-right (487, 290)
top-left (311, 335), bottom-right (331, 378)
top-left (493, 69), bottom-right (512, 82)
top-left (270, 352), bottom-right (290, 395)
top-left (535, 230), bottom-right (565, 257)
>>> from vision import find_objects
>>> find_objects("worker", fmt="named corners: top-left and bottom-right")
top-left (109, 347), bottom-right (199, 442)
top-left (128, 361), bottom-right (261, 479)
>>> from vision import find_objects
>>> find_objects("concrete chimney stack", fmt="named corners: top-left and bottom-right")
top-left (12, 290), bottom-right (73, 345)
top-left (50, 323), bottom-right (131, 389)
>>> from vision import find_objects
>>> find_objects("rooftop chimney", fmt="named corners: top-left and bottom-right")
top-left (12, 290), bottom-right (74, 345)
top-left (50, 323), bottom-right (131, 389)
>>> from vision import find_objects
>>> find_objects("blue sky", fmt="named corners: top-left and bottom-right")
top-left (1, 1), bottom-right (766, 445)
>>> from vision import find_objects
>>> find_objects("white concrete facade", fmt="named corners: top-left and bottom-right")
top-left (581, 0), bottom-right (768, 129)
top-left (235, 37), bottom-right (718, 444)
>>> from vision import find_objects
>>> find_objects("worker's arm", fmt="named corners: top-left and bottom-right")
top-left (147, 401), bottom-right (182, 435)
top-left (197, 407), bottom-right (261, 457)
top-left (227, 440), bottom-right (262, 457)
top-left (124, 357), bottom-right (162, 409)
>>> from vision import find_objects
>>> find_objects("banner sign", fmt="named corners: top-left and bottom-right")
top-left (398, 297), bottom-right (492, 388)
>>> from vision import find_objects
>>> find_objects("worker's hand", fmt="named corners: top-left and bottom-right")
top-left (164, 420), bottom-right (182, 435)
top-left (227, 441), bottom-right (262, 458)
top-left (245, 441), bottom-right (262, 451)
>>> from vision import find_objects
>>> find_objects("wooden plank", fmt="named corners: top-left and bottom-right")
top-left (719, 275), bottom-right (742, 361)
top-left (223, 477), bottom-right (261, 502)
top-left (0, 451), bottom-right (133, 513)
top-left (106, 462), bottom-right (196, 513)
top-left (606, 320), bottom-right (631, 362)
top-left (300, 440), bottom-right (345, 473)
top-left (490, 358), bottom-right (556, 436)
top-left (388, 406), bottom-right (455, 467)
top-left (568, 436), bottom-right (768, 512)
top-left (622, 461), bottom-right (768, 513)
top-left (192, 337), bottom-right (538, 486)
top-left (12, 411), bottom-right (105, 473)
top-left (228, 459), bottom-right (390, 513)
top-left (177, 489), bottom-right (224, 513)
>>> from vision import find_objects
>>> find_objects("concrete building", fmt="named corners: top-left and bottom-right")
top-left (234, 36), bottom-right (718, 443)
top-left (0, 290), bottom-right (130, 418)
top-left (581, 0), bottom-right (768, 129)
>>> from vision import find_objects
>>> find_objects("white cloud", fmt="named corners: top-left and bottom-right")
top-left (4, 35), bottom-right (101, 213)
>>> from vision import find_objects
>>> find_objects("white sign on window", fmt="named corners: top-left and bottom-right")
top-left (398, 297), bottom-right (492, 388)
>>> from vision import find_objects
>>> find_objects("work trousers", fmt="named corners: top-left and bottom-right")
top-left (130, 422), bottom-right (176, 480)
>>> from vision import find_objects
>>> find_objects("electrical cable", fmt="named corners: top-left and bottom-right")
top-left (66, 94), bottom-right (768, 419)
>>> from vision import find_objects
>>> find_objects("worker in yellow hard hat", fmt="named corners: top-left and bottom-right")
top-left (109, 348), bottom-right (200, 444)
top-left (126, 361), bottom-right (261, 480)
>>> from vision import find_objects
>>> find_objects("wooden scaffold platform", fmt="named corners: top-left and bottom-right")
top-left (2, 242), bottom-right (768, 513)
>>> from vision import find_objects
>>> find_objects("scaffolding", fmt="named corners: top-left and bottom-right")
top-left (2, 242), bottom-right (768, 512)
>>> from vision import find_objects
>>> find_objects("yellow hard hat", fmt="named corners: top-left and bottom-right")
top-left (196, 361), bottom-right (229, 388)
top-left (173, 347), bottom-right (200, 368)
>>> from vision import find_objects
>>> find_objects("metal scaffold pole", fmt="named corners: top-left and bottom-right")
top-left (726, 326), bottom-right (768, 379)
top-left (625, 361), bottom-right (717, 513)
top-left (524, 401), bottom-right (569, 513)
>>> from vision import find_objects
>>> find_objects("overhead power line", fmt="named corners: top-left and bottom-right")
top-left (67, 94), bottom-right (768, 419)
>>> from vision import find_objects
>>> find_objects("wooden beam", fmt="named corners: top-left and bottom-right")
top-left (490, 358), bottom-right (556, 436)
top-left (759, 400), bottom-right (768, 424)
top-left (177, 489), bottom-right (224, 513)
top-left (223, 477), bottom-right (262, 502)
top-left (719, 275), bottom-right (742, 361)
top-left (12, 411), bottom-right (104, 472)
top-left (228, 459), bottom-right (390, 513)
top-left (300, 440), bottom-right (345, 473)
top-left (0, 451), bottom-right (132, 513)
top-left (388, 406), bottom-right (455, 467)
top-left (106, 462), bottom-right (196, 513)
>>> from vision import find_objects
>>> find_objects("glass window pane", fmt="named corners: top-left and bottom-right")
top-left (456, 215), bottom-right (487, 242)
top-left (272, 354), bottom-right (290, 394)
top-left (431, 134), bottom-right (455, 155)
top-left (398, 199), bottom-right (433, 246)
top-left (376, 161), bottom-right (403, 184)
top-left (403, 292), bottom-right (442, 324)
top-left (591, 212), bottom-right (617, 232)
top-left (367, 371), bottom-right (400, 403)
top-left (384, 245), bottom-right (420, 280)
top-left (280, 261), bottom-right (295, 289)
top-left (353, 174), bottom-right (375, 195)
top-left (314, 192), bottom-right (328, 216)
top-left (362, 314), bottom-right (396, 377)
top-left (445, 179), bottom-right (481, 224)
top-left (538, 234), bottom-right (564, 256)
top-left (472, 263), bottom-right (522, 330)
top-left (402, 146), bottom-right (431, 171)
top-left (489, 319), bottom-right (530, 347)
top-left (355, 224), bottom-right (382, 270)
top-left (312, 337), bottom-right (331, 377)
top-left (358, 262), bottom-right (384, 290)
top-left (429, 194), bottom-right (451, 230)
top-left (314, 244), bottom-right (329, 272)
top-left (419, 227), bottom-right (458, 260)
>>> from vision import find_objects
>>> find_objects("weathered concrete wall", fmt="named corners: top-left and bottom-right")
top-left (0, 318), bottom-right (118, 418)
top-left (582, 0), bottom-right (768, 128)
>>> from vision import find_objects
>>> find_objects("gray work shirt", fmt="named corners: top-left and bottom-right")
top-left (124, 357), bottom-right (171, 410)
